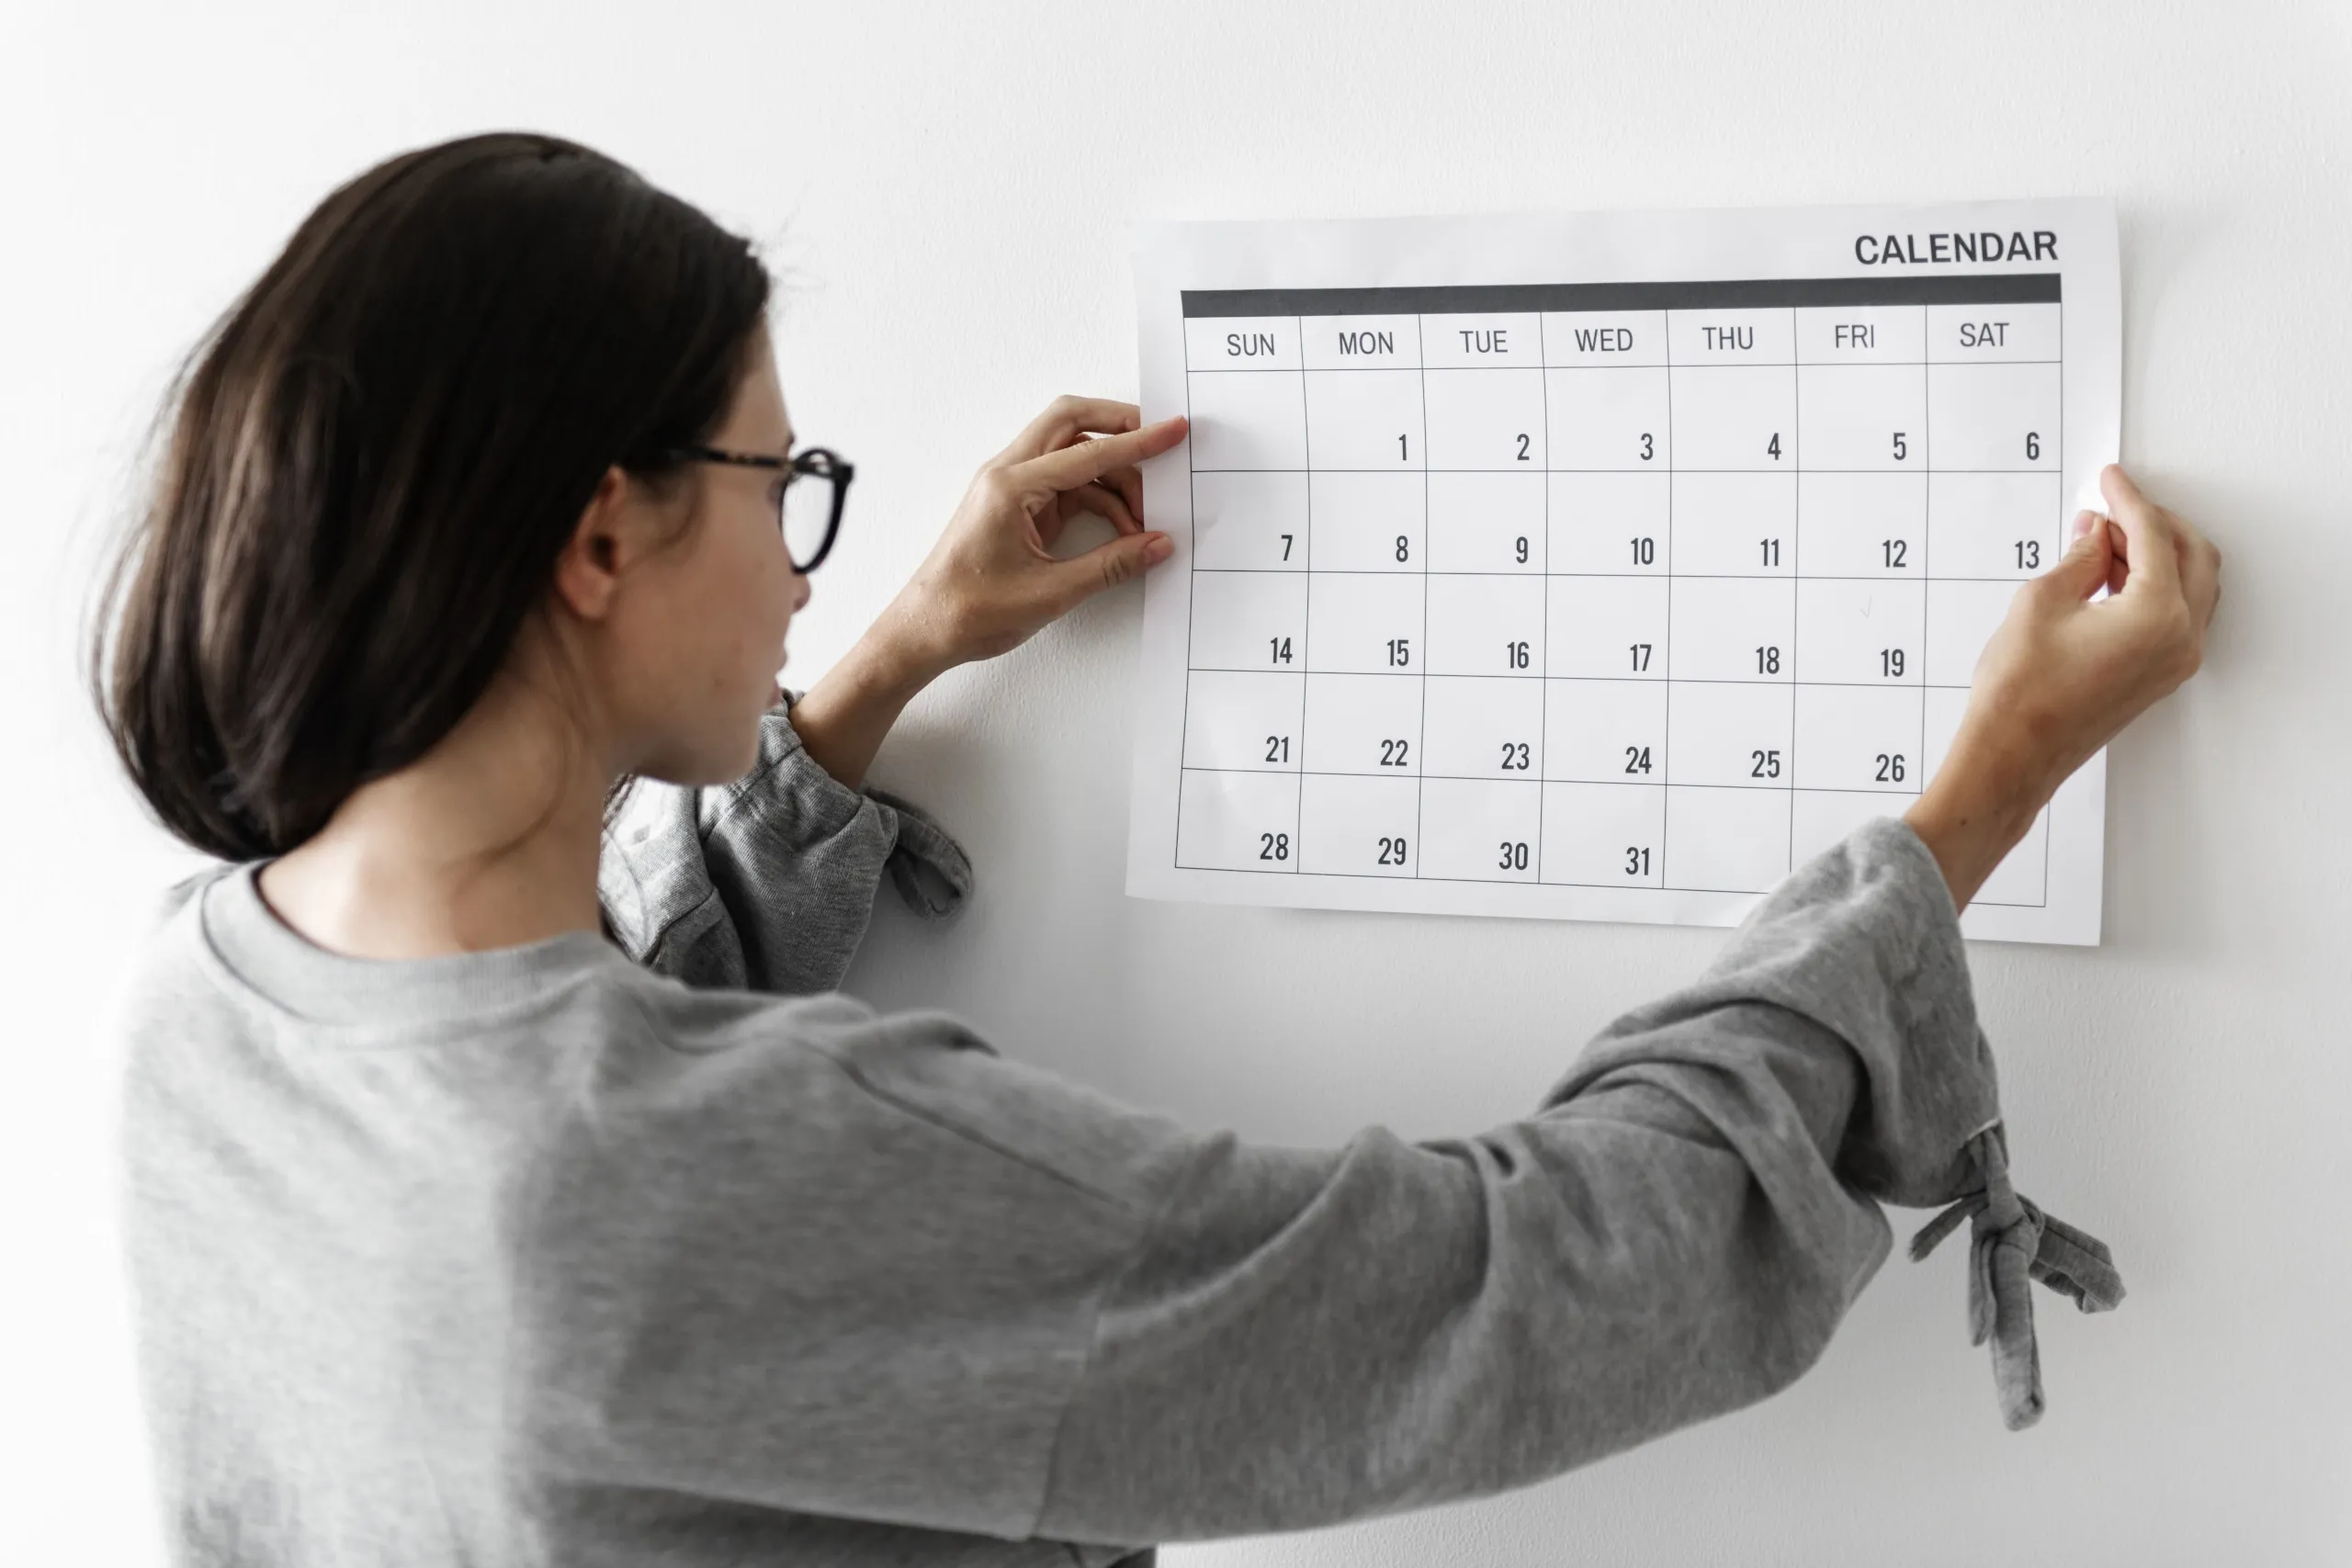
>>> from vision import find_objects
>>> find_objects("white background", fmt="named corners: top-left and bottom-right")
top-left (3, 3), bottom-right (2346, 1562)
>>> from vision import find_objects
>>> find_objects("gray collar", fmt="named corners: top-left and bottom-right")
top-left (198, 862), bottom-right (619, 1031)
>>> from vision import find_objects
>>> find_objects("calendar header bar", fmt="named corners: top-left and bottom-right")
top-left (1181, 273), bottom-right (2062, 317)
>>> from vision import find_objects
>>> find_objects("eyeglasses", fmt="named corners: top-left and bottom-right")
top-left (664, 444), bottom-right (854, 573)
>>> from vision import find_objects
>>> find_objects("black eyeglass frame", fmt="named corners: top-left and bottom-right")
top-left (665, 444), bottom-right (854, 573)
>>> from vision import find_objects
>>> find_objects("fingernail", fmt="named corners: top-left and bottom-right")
top-left (1143, 533), bottom-right (1173, 563)
top-left (2070, 510), bottom-right (2099, 540)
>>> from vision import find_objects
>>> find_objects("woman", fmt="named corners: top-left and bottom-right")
top-left (97, 133), bottom-right (2216, 1567)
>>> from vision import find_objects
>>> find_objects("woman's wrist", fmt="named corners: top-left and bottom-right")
top-left (1903, 726), bottom-right (2052, 910)
top-left (787, 604), bottom-right (952, 789)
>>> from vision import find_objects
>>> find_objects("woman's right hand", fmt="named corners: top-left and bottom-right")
top-left (789, 398), bottom-right (1187, 790)
top-left (1905, 463), bottom-right (2222, 908)
top-left (882, 398), bottom-right (1188, 673)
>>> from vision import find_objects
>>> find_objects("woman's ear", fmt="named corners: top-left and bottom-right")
top-left (550, 466), bottom-right (635, 623)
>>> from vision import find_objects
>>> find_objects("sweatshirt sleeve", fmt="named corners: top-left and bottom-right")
top-left (1032, 817), bottom-right (2123, 1544)
top-left (595, 698), bottom-right (973, 996)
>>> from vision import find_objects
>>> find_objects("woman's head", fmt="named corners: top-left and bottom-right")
top-left (95, 131), bottom-right (796, 863)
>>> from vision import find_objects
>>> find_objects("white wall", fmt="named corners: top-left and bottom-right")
top-left (6, 2), bottom-right (2346, 1561)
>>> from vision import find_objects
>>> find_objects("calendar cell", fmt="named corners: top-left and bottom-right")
top-left (1550, 471), bottom-right (1670, 575)
top-left (1927, 362), bottom-right (2059, 471)
top-left (1928, 471), bottom-right (2064, 578)
top-left (1185, 315), bottom-right (1303, 371)
top-left (1417, 778), bottom-right (1544, 883)
top-left (1193, 469), bottom-right (1310, 571)
top-left (1928, 302), bottom-right (2061, 363)
top-left (1795, 306), bottom-right (1927, 365)
top-left (1671, 472), bottom-right (1796, 576)
top-left (1187, 370), bottom-right (1306, 470)
top-left (1423, 313), bottom-right (1544, 367)
top-left (1306, 572), bottom-right (1427, 674)
top-left (1301, 671), bottom-right (1424, 777)
top-left (1543, 678), bottom-right (1665, 784)
top-left (1427, 470), bottom-right (1545, 573)
top-left (1306, 369), bottom-right (1426, 469)
top-left (1426, 574), bottom-right (1544, 677)
top-left (1548, 575), bottom-right (1669, 679)
top-left (1664, 785), bottom-right (1792, 893)
top-left (1308, 470), bottom-right (1426, 572)
top-left (1668, 577), bottom-right (1795, 682)
top-left (1665, 681), bottom-right (1793, 789)
top-left (1183, 671), bottom-right (1306, 773)
top-left (1793, 576), bottom-right (1925, 686)
top-left (1298, 773), bottom-right (1421, 877)
top-left (1301, 313), bottom-right (1421, 370)
top-left (1792, 684), bottom-right (1925, 793)
top-left (1795, 472), bottom-right (1926, 577)
top-left (1190, 570), bottom-right (1307, 671)
top-left (1668, 365), bottom-right (1796, 470)
top-left (1540, 781), bottom-right (1665, 886)
top-left (1791, 789), bottom-right (1910, 870)
top-left (1667, 308), bottom-right (1794, 365)
top-left (1544, 310), bottom-right (1667, 367)
top-left (1176, 768), bottom-right (1300, 873)
top-left (1796, 364), bottom-right (1927, 471)
top-left (1420, 676), bottom-right (1544, 779)
top-left (1923, 578), bottom-right (2021, 685)
top-left (1423, 367), bottom-right (1546, 469)
top-left (1546, 367), bottom-right (1671, 470)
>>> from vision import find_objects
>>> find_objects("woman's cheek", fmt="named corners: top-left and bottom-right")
top-left (767, 542), bottom-right (805, 649)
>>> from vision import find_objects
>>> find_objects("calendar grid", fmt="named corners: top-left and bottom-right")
top-left (1185, 568), bottom-right (2072, 583)
top-left (1179, 665), bottom-right (1990, 692)
top-left (1919, 325), bottom-right (1932, 841)
top-left (2041, 299), bottom-right (2062, 902)
top-left (1534, 311), bottom-right (1554, 886)
top-left (1194, 460), bottom-right (2059, 468)
top-left (1411, 318), bottom-right (1431, 879)
top-left (1657, 318), bottom-right (1676, 887)
top-left (1173, 276), bottom-right (2063, 904)
top-left (1291, 335), bottom-right (1309, 874)
top-left (1186, 763), bottom-right (1928, 794)
top-left (1786, 329), bottom-right (1802, 874)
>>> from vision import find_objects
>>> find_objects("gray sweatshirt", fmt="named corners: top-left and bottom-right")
top-left (119, 705), bottom-right (2122, 1568)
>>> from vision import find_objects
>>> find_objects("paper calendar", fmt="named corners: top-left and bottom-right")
top-left (1125, 202), bottom-right (2119, 943)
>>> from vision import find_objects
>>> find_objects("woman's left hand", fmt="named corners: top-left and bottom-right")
top-left (881, 397), bottom-right (1188, 672)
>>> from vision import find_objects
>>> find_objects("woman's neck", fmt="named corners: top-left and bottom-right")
top-left (255, 657), bottom-right (616, 960)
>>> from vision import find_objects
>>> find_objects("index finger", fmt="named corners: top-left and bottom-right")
top-left (2098, 463), bottom-right (2183, 600)
top-left (1014, 415), bottom-right (1189, 492)
top-left (992, 397), bottom-right (1143, 467)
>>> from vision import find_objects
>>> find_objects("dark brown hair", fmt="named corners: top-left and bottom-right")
top-left (91, 132), bottom-right (771, 861)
